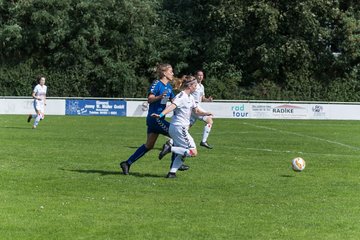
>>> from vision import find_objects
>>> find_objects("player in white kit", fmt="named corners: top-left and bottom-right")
top-left (191, 70), bottom-right (214, 149)
top-left (27, 76), bottom-right (47, 129)
top-left (152, 76), bottom-right (213, 178)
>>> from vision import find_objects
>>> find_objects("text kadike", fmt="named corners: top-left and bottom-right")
top-left (231, 104), bottom-right (249, 118)
top-left (273, 108), bottom-right (294, 113)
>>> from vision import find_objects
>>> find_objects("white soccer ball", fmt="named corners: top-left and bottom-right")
top-left (291, 157), bottom-right (306, 172)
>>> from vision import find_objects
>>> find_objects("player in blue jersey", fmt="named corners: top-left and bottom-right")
top-left (119, 64), bottom-right (176, 175)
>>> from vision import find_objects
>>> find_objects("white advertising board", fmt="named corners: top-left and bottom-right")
top-left (125, 101), bottom-right (251, 119)
top-left (126, 101), bottom-right (360, 120)
top-left (249, 103), bottom-right (360, 120)
top-left (250, 103), bottom-right (309, 119)
top-left (0, 99), bottom-right (65, 115)
top-left (126, 100), bottom-right (151, 117)
top-left (2, 98), bottom-right (360, 120)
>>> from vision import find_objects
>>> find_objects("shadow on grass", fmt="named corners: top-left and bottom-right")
top-left (60, 168), bottom-right (165, 178)
top-left (280, 174), bottom-right (295, 178)
top-left (1, 126), bottom-right (33, 130)
top-left (129, 172), bottom-right (165, 178)
top-left (125, 145), bottom-right (163, 150)
top-left (125, 146), bottom-right (140, 149)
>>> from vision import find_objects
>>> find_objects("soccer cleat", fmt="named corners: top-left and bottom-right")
top-left (158, 143), bottom-right (171, 160)
top-left (27, 114), bottom-right (32, 123)
top-left (200, 141), bottom-right (213, 149)
top-left (120, 161), bottom-right (130, 175)
top-left (178, 164), bottom-right (190, 171)
top-left (166, 172), bottom-right (176, 178)
top-left (32, 125), bottom-right (36, 129)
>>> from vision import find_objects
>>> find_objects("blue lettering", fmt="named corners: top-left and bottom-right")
top-left (233, 111), bottom-right (249, 118)
top-left (231, 105), bottom-right (245, 111)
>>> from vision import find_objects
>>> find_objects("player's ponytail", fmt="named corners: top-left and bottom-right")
top-left (172, 75), bottom-right (185, 91)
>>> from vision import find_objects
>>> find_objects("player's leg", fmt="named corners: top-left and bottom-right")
top-left (166, 154), bottom-right (183, 178)
top-left (120, 132), bottom-right (158, 175)
top-left (200, 115), bottom-right (213, 149)
top-left (28, 101), bottom-right (36, 123)
top-left (167, 147), bottom-right (197, 178)
top-left (172, 114), bottom-right (197, 171)
top-left (31, 101), bottom-right (40, 127)
top-left (158, 118), bottom-right (192, 173)
top-left (157, 118), bottom-right (173, 160)
top-left (33, 109), bottom-right (43, 129)
top-left (27, 114), bottom-right (33, 122)
top-left (166, 125), bottom-right (197, 178)
top-left (170, 145), bottom-right (197, 157)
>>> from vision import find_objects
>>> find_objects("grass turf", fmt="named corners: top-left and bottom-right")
top-left (0, 115), bottom-right (359, 239)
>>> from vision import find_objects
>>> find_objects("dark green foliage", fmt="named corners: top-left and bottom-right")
top-left (0, 0), bottom-right (359, 100)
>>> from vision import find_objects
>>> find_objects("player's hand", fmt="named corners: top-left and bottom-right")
top-left (161, 90), bottom-right (168, 98)
top-left (208, 96), bottom-right (213, 102)
top-left (151, 113), bottom-right (160, 118)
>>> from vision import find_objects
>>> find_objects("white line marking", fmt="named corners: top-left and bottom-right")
top-left (244, 147), bottom-right (356, 157)
top-left (243, 122), bottom-right (360, 151)
top-left (224, 145), bottom-right (356, 157)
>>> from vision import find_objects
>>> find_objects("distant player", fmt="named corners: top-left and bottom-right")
top-left (153, 76), bottom-right (213, 178)
top-left (191, 70), bottom-right (214, 149)
top-left (27, 76), bottom-right (47, 129)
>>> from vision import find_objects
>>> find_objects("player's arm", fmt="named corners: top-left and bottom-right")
top-left (32, 91), bottom-right (40, 100)
top-left (201, 95), bottom-right (213, 102)
top-left (148, 92), bottom-right (168, 104)
top-left (148, 93), bottom-right (160, 103)
top-left (151, 103), bottom-right (177, 118)
top-left (194, 107), bottom-right (212, 116)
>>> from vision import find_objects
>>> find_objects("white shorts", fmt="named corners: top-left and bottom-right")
top-left (169, 124), bottom-right (196, 149)
top-left (34, 100), bottom-right (45, 113)
top-left (190, 105), bottom-right (210, 126)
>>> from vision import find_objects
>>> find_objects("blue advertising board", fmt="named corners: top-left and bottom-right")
top-left (65, 99), bottom-right (126, 116)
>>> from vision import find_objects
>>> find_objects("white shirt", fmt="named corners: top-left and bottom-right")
top-left (191, 82), bottom-right (204, 104)
top-left (171, 91), bottom-right (197, 126)
top-left (33, 84), bottom-right (47, 103)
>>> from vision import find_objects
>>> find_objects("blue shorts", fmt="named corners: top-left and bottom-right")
top-left (146, 117), bottom-right (170, 136)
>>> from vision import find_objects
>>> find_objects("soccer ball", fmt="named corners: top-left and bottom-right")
top-left (291, 157), bottom-right (306, 172)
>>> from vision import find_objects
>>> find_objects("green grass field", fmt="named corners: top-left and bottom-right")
top-left (1, 115), bottom-right (360, 239)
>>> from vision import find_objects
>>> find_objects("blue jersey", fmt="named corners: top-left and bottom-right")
top-left (147, 80), bottom-right (175, 116)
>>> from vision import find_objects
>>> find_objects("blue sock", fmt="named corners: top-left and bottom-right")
top-left (127, 144), bottom-right (149, 165)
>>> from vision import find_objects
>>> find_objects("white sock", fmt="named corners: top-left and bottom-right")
top-left (202, 124), bottom-right (212, 142)
top-left (170, 155), bottom-right (183, 173)
top-left (171, 146), bottom-right (193, 157)
top-left (34, 114), bottom-right (41, 127)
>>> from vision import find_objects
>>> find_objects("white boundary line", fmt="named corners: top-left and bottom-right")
top-left (243, 122), bottom-right (360, 151)
top-left (243, 147), bottom-right (357, 157)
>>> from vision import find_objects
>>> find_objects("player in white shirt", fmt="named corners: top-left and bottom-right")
top-left (190, 70), bottom-right (214, 149)
top-left (27, 76), bottom-right (47, 129)
top-left (152, 76), bottom-right (212, 178)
